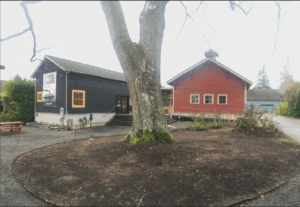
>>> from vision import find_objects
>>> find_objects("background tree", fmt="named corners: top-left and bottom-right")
top-left (0, 75), bottom-right (35, 123)
top-left (253, 65), bottom-right (272, 89)
top-left (1, 1), bottom-right (282, 143)
top-left (279, 56), bottom-right (294, 94)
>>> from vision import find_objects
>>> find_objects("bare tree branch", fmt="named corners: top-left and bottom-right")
top-left (0, 28), bottom-right (30, 42)
top-left (272, 1), bottom-right (281, 57)
top-left (229, 1), bottom-right (252, 15)
top-left (20, 1), bottom-right (41, 62)
top-left (177, 1), bottom-right (211, 48)
top-left (190, 1), bottom-right (203, 16)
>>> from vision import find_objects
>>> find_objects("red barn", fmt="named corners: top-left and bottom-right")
top-left (167, 50), bottom-right (252, 116)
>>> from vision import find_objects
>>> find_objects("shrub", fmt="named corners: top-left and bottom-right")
top-left (211, 122), bottom-right (222, 129)
top-left (0, 75), bottom-right (35, 123)
top-left (236, 116), bottom-right (258, 130)
top-left (293, 88), bottom-right (300, 117)
top-left (276, 102), bottom-right (293, 116)
top-left (194, 123), bottom-right (212, 131)
top-left (185, 125), bottom-right (195, 130)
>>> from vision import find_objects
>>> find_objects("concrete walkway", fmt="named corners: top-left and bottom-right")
top-left (273, 115), bottom-right (300, 142)
top-left (0, 125), bottom-right (131, 207)
top-left (252, 115), bottom-right (300, 206)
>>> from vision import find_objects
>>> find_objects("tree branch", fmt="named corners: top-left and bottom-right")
top-left (177, 1), bottom-right (211, 48)
top-left (0, 28), bottom-right (30, 42)
top-left (20, 1), bottom-right (41, 62)
top-left (272, 1), bottom-right (281, 57)
top-left (100, 1), bottom-right (132, 51)
top-left (229, 1), bottom-right (252, 15)
top-left (139, 1), bottom-right (169, 72)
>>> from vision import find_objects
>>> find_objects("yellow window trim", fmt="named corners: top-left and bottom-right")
top-left (72, 90), bottom-right (85, 108)
top-left (37, 92), bottom-right (43, 102)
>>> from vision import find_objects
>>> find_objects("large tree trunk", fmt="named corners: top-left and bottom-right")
top-left (101, 1), bottom-right (174, 142)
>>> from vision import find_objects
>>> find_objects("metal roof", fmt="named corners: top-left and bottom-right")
top-left (31, 55), bottom-right (126, 82)
top-left (247, 89), bottom-right (284, 101)
top-left (167, 58), bottom-right (253, 87)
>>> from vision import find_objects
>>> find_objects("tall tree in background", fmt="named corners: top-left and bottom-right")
top-left (279, 57), bottom-right (294, 93)
top-left (253, 66), bottom-right (272, 89)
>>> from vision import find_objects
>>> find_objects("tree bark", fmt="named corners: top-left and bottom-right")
top-left (101, 1), bottom-right (172, 141)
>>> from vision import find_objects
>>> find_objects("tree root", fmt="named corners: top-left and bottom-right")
top-left (120, 129), bottom-right (177, 145)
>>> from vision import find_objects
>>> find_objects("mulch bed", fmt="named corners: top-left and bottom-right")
top-left (12, 128), bottom-right (300, 206)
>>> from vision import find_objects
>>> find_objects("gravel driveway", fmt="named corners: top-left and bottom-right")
top-left (0, 125), bottom-right (131, 206)
top-left (252, 115), bottom-right (300, 206)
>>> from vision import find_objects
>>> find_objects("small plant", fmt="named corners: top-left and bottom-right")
top-left (211, 122), bottom-right (222, 129)
top-left (185, 125), bottom-right (195, 130)
top-left (194, 123), bottom-right (211, 131)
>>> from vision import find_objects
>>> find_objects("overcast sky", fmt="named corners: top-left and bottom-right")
top-left (1, 1), bottom-right (299, 88)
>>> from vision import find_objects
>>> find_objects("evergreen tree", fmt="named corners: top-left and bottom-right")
top-left (279, 57), bottom-right (294, 93)
top-left (253, 65), bottom-right (272, 89)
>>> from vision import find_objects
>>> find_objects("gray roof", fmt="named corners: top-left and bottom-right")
top-left (247, 89), bottom-right (284, 101)
top-left (167, 58), bottom-right (252, 87)
top-left (0, 65), bottom-right (5, 70)
top-left (31, 55), bottom-right (172, 89)
top-left (31, 55), bottom-right (126, 82)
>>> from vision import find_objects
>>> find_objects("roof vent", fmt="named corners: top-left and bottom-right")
top-left (204, 49), bottom-right (219, 60)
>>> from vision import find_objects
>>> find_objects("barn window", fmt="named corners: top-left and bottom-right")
top-left (190, 94), bottom-right (200, 104)
top-left (204, 94), bottom-right (214, 104)
top-left (218, 95), bottom-right (227, 104)
top-left (72, 90), bottom-right (85, 108)
top-left (37, 92), bottom-right (43, 102)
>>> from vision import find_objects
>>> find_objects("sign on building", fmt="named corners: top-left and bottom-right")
top-left (43, 71), bottom-right (57, 107)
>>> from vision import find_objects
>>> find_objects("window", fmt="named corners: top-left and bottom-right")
top-left (204, 94), bottom-right (214, 104)
top-left (162, 91), bottom-right (171, 106)
top-left (218, 95), bottom-right (227, 104)
top-left (190, 94), bottom-right (200, 104)
top-left (37, 92), bottom-right (43, 102)
top-left (72, 90), bottom-right (85, 108)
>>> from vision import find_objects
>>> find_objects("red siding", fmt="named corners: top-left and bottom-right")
top-left (174, 62), bottom-right (246, 115)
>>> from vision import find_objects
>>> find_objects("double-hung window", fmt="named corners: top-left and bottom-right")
top-left (218, 95), bottom-right (227, 104)
top-left (190, 94), bottom-right (200, 104)
top-left (72, 90), bottom-right (85, 108)
top-left (204, 94), bottom-right (214, 104)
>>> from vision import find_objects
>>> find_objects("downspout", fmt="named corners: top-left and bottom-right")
top-left (65, 71), bottom-right (69, 115)
top-left (34, 78), bottom-right (37, 122)
top-left (173, 82), bottom-right (175, 113)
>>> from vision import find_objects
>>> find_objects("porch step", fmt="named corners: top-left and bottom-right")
top-left (106, 115), bottom-right (176, 126)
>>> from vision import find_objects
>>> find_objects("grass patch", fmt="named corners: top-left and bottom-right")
top-left (280, 136), bottom-right (300, 146)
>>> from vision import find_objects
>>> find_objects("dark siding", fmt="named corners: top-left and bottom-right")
top-left (35, 62), bottom-right (66, 114)
top-left (67, 72), bottom-right (130, 114)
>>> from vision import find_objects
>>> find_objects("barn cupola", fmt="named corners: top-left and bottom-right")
top-left (204, 49), bottom-right (219, 60)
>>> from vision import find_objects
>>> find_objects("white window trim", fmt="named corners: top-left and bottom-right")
top-left (190, 94), bottom-right (200, 104)
top-left (204, 94), bottom-right (214, 104)
top-left (218, 94), bottom-right (228, 104)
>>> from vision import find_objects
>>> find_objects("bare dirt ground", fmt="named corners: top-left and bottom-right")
top-left (12, 128), bottom-right (300, 206)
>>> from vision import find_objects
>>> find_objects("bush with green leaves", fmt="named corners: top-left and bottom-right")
top-left (185, 122), bottom-right (222, 131)
top-left (236, 105), bottom-right (258, 130)
top-left (275, 102), bottom-right (293, 116)
top-left (0, 75), bottom-right (35, 123)
top-left (293, 88), bottom-right (300, 117)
